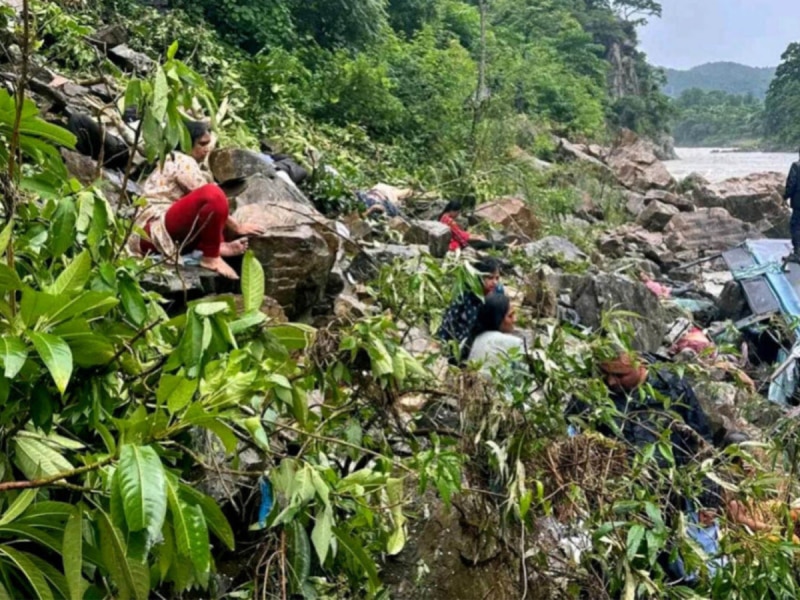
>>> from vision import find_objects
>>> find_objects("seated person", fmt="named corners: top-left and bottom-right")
top-left (467, 293), bottom-right (524, 372)
top-left (436, 258), bottom-right (502, 364)
top-left (439, 200), bottom-right (475, 251)
top-left (567, 352), bottom-right (714, 467)
top-left (438, 200), bottom-right (504, 252)
top-left (128, 121), bottom-right (264, 280)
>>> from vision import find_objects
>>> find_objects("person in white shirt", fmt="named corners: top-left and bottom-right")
top-left (468, 292), bottom-right (524, 372)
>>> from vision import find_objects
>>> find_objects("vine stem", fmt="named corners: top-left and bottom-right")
top-left (0, 456), bottom-right (114, 492)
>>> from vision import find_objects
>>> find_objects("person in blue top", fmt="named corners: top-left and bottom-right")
top-left (436, 258), bottom-right (503, 365)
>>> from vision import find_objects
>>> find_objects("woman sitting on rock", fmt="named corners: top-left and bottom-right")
top-left (436, 258), bottom-right (503, 365)
top-left (467, 292), bottom-right (524, 372)
top-left (129, 120), bottom-right (264, 279)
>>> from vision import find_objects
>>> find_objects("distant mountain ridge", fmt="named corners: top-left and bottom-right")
top-left (662, 62), bottom-right (776, 99)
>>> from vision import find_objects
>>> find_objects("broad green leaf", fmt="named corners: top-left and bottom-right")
top-left (48, 199), bottom-right (77, 258)
top-left (241, 251), bottom-right (264, 314)
top-left (166, 477), bottom-right (211, 580)
top-left (28, 332), bottom-right (73, 394)
top-left (266, 323), bottom-right (316, 352)
top-left (27, 553), bottom-right (70, 600)
top-left (117, 445), bottom-right (167, 538)
top-left (86, 197), bottom-right (108, 258)
top-left (0, 219), bottom-right (12, 256)
top-left (179, 484), bottom-right (235, 551)
top-left (152, 67), bottom-right (169, 122)
top-left (0, 335), bottom-right (28, 378)
top-left (97, 510), bottom-right (139, 600)
top-left (63, 506), bottom-right (86, 600)
top-left (157, 374), bottom-right (198, 413)
top-left (0, 264), bottom-right (22, 291)
top-left (333, 526), bottom-right (380, 594)
top-left (626, 524), bottom-right (646, 562)
top-left (167, 41), bottom-right (179, 60)
top-left (287, 521), bottom-right (311, 592)
top-left (49, 250), bottom-right (91, 295)
top-left (13, 435), bottom-right (73, 479)
top-left (311, 505), bottom-right (334, 565)
top-left (0, 488), bottom-right (37, 526)
top-left (386, 477), bottom-right (406, 556)
top-left (0, 547), bottom-right (54, 600)
top-left (194, 301), bottom-right (230, 317)
top-left (119, 276), bottom-right (147, 327)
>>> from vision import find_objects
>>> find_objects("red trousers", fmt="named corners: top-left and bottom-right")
top-left (142, 184), bottom-right (229, 258)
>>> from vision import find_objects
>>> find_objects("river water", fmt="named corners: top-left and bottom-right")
top-left (664, 147), bottom-right (796, 183)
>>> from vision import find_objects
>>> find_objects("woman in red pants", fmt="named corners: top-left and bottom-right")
top-left (129, 121), bottom-right (264, 279)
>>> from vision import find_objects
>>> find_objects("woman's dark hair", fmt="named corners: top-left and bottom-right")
top-left (438, 199), bottom-right (463, 221)
top-left (185, 120), bottom-right (211, 147)
top-left (474, 293), bottom-right (510, 336)
top-left (474, 257), bottom-right (501, 275)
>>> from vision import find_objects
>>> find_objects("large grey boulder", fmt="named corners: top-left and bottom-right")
top-left (636, 200), bottom-right (680, 232)
top-left (209, 148), bottom-right (277, 183)
top-left (691, 171), bottom-right (789, 237)
top-left (644, 189), bottom-right (694, 212)
top-left (473, 197), bottom-right (541, 242)
top-left (606, 130), bottom-right (675, 192)
top-left (555, 272), bottom-right (666, 352)
top-left (108, 45), bottom-right (155, 73)
top-left (347, 244), bottom-right (423, 283)
top-left (234, 200), bottom-right (338, 318)
top-left (524, 236), bottom-right (587, 264)
top-left (404, 220), bottom-right (451, 258)
top-left (230, 173), bottom-right (313, 210)
top-left (664, 208), bottom-right (758, 254)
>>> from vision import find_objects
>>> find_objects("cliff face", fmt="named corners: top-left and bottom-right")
top-left (607, 39), bottom-right (641, 99)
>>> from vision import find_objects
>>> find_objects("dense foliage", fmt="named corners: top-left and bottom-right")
top-left (671, 89), bottom-right (763, 147)
top-left (663, 62), bottom-right (776, 100)
top-left (87, 0), bottom-right (670, 198)
top-left (14, 2), bottom-right (800, 600)
top-left (764, 42), bottom-right (800, 150)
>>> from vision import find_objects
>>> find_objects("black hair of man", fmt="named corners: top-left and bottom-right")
top-left (438, 199), bottom-right (463, 221)
top-left (184, 120), bottom-right (210, 147)
top-left (474, 292), bottom-right (510, 336)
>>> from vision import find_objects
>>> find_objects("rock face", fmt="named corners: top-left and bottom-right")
top-left (348, 244), bottom-right (423, 283)
top-left (524, 236), bottom-right (587, 264)
top-left (664, 208), bottom-right (759, 254)
top-left (636, 200), bottom-right (680, 232)
top-left (555, 138), bottom-right (611, 173)
top-left (404, 220), bottom-right (451, 258)
top-left (691, 172), bottom-right (789, 237)
top-left (230, 172), bottom-right (313, 211)
top-left (557, 272), bottom-right (666, 352)
top-left (644, 189), bottom-right (694, 212)
top-left (473, 197), bottom-right (541, 241)
top-left (108, 44), bottom-right (155, 73)
top-left (230, 171), bottom-right (339, 318)
top-left (606, 130), bottom-right (675, 192)
top-left (234, 199), bottom-right (337, 319)
top-left (210, 148), bottom-right (277, 183)
top-left (61, 148), bottom-right (142, 203)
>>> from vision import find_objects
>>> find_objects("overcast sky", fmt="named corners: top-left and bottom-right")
top-left (638, 0), bottom-right (797, 70)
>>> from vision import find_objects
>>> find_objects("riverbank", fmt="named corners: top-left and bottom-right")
top-left (665, 146), bottom-right (795, 182)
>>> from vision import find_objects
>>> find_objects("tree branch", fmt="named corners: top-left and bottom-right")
top-left (0, 456), bottom-right (114, 492)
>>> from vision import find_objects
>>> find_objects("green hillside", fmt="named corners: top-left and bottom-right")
top-left (663, 61), bottom-right (776, 99)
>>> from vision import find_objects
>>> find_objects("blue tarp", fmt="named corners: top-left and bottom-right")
top-left (723, 239), bottom-right (800, 404)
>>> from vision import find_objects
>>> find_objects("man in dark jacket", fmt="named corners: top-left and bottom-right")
top-left (567, 352), bottom-right (714, 468)
top-left (785, 149), bottom-right (800, 261)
